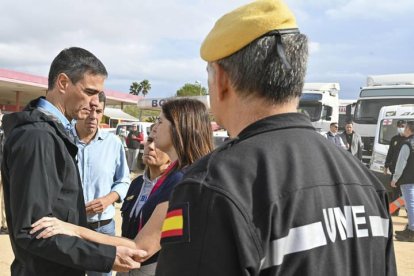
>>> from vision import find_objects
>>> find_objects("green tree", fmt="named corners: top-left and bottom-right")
top-left (123, 105), bottom-right (140, 118)
top-left (129, 81), bottom-right (141, 95)
top-left (123, 105), bottom-right (160, 122)
top-left (129, 79), bottom-right (152, 96)
top-left (176, 82), bottom-right (207, 97)
top-left (140, 79), bottom-right (151, 97)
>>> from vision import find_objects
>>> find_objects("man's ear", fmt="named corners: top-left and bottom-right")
top-left (212, 63), bottom-right (231, 101)
top-left (56, 73), bottom-right (70, 94)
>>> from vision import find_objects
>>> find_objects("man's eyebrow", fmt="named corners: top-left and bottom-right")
top-left (84, 88), bottom-right (101, 94)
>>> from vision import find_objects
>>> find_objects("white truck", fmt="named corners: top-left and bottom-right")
top-left (338, 99), bottom-right (356, 131)
top-left (298, 83), bottom-right (339, 133)
top-left (369, 104), bottom-right (414, 189)
top-left (349, 73), bottom-right (414, 165)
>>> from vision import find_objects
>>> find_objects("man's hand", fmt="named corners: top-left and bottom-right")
top-left (391, 180), bottom-right (397, 188)
top-left (112, 246), bottom-right (147, 272)
top-left (86, 192), bottom-right (119, 215)
top-left (383, 167), bottom-right (388, 175)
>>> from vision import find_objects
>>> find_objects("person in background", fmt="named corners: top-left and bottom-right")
top-left (155, 1), bottom-right (396, 275)
top-left (0, 109), bottom-right (7, 235)
top-left (325, 122), bottom-right (347, 149)
top-left (31, 98), bottom-right (214, 276)
top-left (340, 120), bottom-right (363, 160)
top-left (73, 91), bottom-right (130, 276)
top-left (118, 125), bottom-right (129, 150)
top-left (127, 123), bottom-right (141, 172)
top-left (1, 47), bottom-right (144, 276)
top-left (384, 119), bottom-right (407, 216)
top-left (391, 120), bottom-right (414, 242)
top-left (117, 124), bottom-right (170, 276)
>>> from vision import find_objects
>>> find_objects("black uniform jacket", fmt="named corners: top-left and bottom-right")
top-left (396, 136), bottom-right (414, 186)
top-left (156, 113), bottom-right (396, 276)
top-left (1, 98), bottom-right (115, 276)
top-left (384, 134), bottom-right (407, 174)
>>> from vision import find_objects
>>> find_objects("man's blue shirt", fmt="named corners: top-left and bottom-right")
top-left (37, 98), bottom-right (72, 131)
top-left (73, 128), bottom-right (130, 223)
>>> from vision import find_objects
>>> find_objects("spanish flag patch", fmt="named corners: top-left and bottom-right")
top-left (161, 203), bottom-right (190, 244)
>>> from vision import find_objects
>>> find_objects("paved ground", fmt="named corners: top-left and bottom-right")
top-left (0, 204), bottom-right (413, 275)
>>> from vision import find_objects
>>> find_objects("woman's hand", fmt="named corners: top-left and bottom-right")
top-left (30, 217), bottom-right (80, 239)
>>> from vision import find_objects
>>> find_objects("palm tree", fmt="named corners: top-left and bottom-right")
top-left (129, 82), bottom-right (142, 95)
top-left (140, 80), bottom-right (151, 97)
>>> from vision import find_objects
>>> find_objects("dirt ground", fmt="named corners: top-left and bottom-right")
top-left (1, 207), bottom-right (413, 275)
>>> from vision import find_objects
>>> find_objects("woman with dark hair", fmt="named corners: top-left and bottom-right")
top-left (31, 98), bottom-right (214, 275)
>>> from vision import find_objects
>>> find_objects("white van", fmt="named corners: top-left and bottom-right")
top-left (115, 122), bottom-right (153, 142)
top-left (116, 122), bottom-right (154, 170)
top-left (370, 104), bottom-right (414, 182)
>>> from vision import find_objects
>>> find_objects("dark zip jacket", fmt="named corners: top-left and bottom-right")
top-left (1, 97), bottom-right (115, 276)
top-left (156, 113), bottom-right (396, 276)
top-left (396, 136), bottom-right (414, 185)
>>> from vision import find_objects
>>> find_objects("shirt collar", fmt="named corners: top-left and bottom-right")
top-left (143, 169), bottom-right (161, 184)
top-left (72, 125), bottom-right (104, 144)
top-left (37, 98), bottom-right (71, 128)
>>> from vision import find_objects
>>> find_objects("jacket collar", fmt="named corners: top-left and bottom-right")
top-left (235, 112), bottom-right (315, 142)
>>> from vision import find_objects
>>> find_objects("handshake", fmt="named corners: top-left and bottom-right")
top-left (113, 246), bottom-right (148, 272)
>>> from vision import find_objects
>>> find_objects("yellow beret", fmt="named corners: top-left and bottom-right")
top-left (200, 0), bottom-right (298, 62)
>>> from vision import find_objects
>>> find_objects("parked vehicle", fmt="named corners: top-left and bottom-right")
top-left (115, 122), bottom-right (152, 140)
top-left (298, 83), bottom-right (340, 133)
top-left (349, 73), bottom-right (414, 165)
top-left (213, 130), bottom-right (229, 148)
top-left (116, 122), bottom-right (153, 170)
top-left (370, 104), bottom-right (414, 185)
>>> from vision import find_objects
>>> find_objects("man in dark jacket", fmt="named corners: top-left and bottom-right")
top-left (384, 120), bottom-right (407, 215)
top-left (156, 0), bottom-right (396, 275)
top-left (391, 121), bottom-right (414, 242)
top-left (1, 47), bottom-right (145, 275)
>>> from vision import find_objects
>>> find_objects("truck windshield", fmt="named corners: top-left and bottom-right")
top-left (378, 120), bottom-right (399, 145)
top-left (354, 98), bottom-right (414, 124)
top-left (298, 102), bottom-right (322, 122)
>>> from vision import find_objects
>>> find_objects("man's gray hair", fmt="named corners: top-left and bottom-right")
top-left (216, 33), bottom-right (308, 104)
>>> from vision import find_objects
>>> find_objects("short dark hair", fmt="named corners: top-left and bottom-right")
top-left (345, 120), bottom-right (353, 125)
top-left (98, 91), bottom-right (106, 109)
top-left (397, 120), bottom-right (407, 127)
top-left (48, 47), bottom-right (108, 90)
top-left (215, 33), bottom-right (308, 104)
top-left (330, 122), bottom-right (339, 127)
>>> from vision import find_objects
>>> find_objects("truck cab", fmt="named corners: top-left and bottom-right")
top-left (351, 73), bottom-right (414, 165)
top-left (298, 83), bottom-right (339, 133)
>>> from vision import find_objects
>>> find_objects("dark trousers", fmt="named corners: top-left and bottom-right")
top-left (389, 174), bottom-right (402, 214)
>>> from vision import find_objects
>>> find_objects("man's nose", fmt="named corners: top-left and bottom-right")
top-left (148, 141), bottom-right (156, 150)
top-left (90, 94), bottom-right (99, 109)
top-left (88, 107), bottom-right (98, 119)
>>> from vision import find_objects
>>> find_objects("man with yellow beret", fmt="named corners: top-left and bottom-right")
top-left (156, 1), bottom-right (396, 275)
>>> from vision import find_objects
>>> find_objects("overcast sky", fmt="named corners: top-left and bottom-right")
top-left (1, 0), bottom-right (413, 99)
